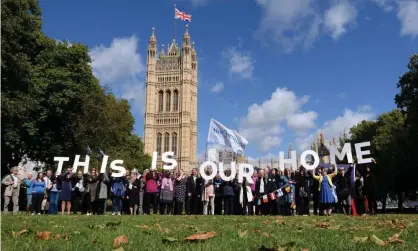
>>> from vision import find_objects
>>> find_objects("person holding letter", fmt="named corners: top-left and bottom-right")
top-left (312, 165), bottom-right (338, 216)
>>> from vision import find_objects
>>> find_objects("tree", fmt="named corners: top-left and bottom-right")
top-left (373, 111), bottom-right (406, 196)
top-left (395, 54), bottom-right (418, 128)
top-left (27, 39), bottom-right (105, 165)
top-left (109, 134), bottom-right (152, 172)
top-left (349, 110), bottom-right (408, 210)
top-left (1, 0), bottom-right (45, 170)
top-left (394, 54), bottom-right (418, 183)
top-left (394, 54), bottom-right (418, 209)
top-left (1, 0), bottom-right (152, 174)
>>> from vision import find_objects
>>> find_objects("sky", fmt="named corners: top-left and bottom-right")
top-left (39, 0), bottom-right (418, 164)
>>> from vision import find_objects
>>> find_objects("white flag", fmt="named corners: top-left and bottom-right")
top-left (207, 119), bottom-right (248, 154)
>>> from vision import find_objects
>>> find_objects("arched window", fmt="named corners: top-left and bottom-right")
top-left (173, 90), bottom-right (179, 111)
top-left (156, 133), bottom-right (162, 155)
top-left (166, 90), bottom-right (171, 112)
top-left (164, 133), bottom-right (170, 152)
top-left (158, 91), bottom-right (163, 112)
top-left (172, 133), bottom-right (177, 156)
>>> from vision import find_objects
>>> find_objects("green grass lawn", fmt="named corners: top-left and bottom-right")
top-left (1, 214), bottom-right (417, 251)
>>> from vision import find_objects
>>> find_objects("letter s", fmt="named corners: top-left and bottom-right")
top-left (162, 152), bottom-right (177, 170)
top-left (110, 160), bottom-right (126, 178)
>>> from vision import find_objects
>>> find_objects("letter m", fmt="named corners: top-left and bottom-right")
top-left (329, 143), bottom-right (353, 164)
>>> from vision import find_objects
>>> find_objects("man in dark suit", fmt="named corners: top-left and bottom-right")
top-left (255, 169), bottom-right (269, 215)
top-left (186, 168), bottom-right (202, 215)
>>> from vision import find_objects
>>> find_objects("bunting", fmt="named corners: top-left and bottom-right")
top-left (257, 198), bottom-right (262, 206)
top-left (262, 195), bottom-right (268, 203)
top-left (256, 185), bottom-right (292, 205)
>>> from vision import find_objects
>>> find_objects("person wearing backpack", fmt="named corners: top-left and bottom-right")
top-left (111, 177), bottom-right (125, 215)
top-left (2, 167), bottom-right (21, 214)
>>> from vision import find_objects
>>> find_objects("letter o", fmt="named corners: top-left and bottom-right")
top-left (199, 161), bottom-right (217, 180)
top-left (300, 150), bottom-right (320, 170)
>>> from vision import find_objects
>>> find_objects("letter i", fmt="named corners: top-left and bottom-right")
top-left (151, 152), bottom-right (158, 170)
top-left (100, 156), bottom-right (109, 173)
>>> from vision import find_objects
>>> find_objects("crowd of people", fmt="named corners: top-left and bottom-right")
top-left (2, 160), bottom-right (378, 216)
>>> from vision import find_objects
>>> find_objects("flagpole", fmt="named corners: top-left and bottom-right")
top-left (173, 4), bottom-right (176, 40)
top-left (204, 142), bottom-right (208, 161)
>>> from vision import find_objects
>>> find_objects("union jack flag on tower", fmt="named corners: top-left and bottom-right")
top-left (175, 8), bottom-right (192, 22)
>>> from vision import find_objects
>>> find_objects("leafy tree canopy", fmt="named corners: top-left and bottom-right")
top-left (1, 0), bottom-right (151, 174)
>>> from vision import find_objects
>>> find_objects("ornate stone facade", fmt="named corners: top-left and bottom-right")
top-left (143, 25), bottom-right (198, 172)
top-left (310, 131), bottom-right (346, 164)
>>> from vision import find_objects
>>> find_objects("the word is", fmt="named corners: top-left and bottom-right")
top-left (54, 155), bottom-right (126, 177)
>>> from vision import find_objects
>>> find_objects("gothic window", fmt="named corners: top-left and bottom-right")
top-left (158, 91), bottom-right (163, 112)
top-left (164, 133), bottom-right (170, 152)
top-left (157, 133), bottom-right (162, 155)
top-left (173, 90), bottom-right (179, 111)
top-left (172, 133), bottom-right (177, 156)
top-left (166, 90), bottom-right (171, 112)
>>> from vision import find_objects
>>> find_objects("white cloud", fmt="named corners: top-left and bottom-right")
top-left (324, 2), bottom-right (357, 40)
top-left (239, 88), bottom-right (317, 152)
top-left (254, 0), bottom-right (417, 51)
top-left (397, 1), bottom-right (418, 36)
top-left (211, 82), bottom-right (224, 93)
top-left (255, 0), bottom-right (322, 52)
top-left (287, 111), bottom-right (318, 132)
top-left (295, 107), bottom-right (375, 151)
top-left (370, 0), bottom-right (395, 12)
top-left (370, 0), bottom-right (418, 36)
top-left (90, 35), bottom-right (146, 115)
top-left (55, 40), bottom-right (73, 47)
top-left (223, 47), bottom-right (254, 80)
top-left (90, 36), bottom-right (144, 83)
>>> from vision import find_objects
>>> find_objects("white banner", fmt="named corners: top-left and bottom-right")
top-left (207, 119), bottom-right (248, 155)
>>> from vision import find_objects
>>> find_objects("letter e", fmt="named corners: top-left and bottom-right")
top-left (355, 141), bottom-right (372, 164)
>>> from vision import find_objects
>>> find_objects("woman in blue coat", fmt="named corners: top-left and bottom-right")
top-left (32, 173), bottom-right (46, 215)
top-left (312, 165), bottom-right (338, 216)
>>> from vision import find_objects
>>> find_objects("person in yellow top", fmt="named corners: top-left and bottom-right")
top-left (312, 165), bottom-right (338, 216)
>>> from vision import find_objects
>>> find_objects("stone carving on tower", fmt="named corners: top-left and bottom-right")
top-left (317, 131), bottom-right (330, 163)
top-left (143, 25), bottom-right (198, 172)
top-left (310, 130), bottom-right (350, 164)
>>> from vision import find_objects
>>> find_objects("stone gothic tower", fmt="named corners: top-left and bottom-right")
top-left (143, 25), bottom-right (198, 172)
